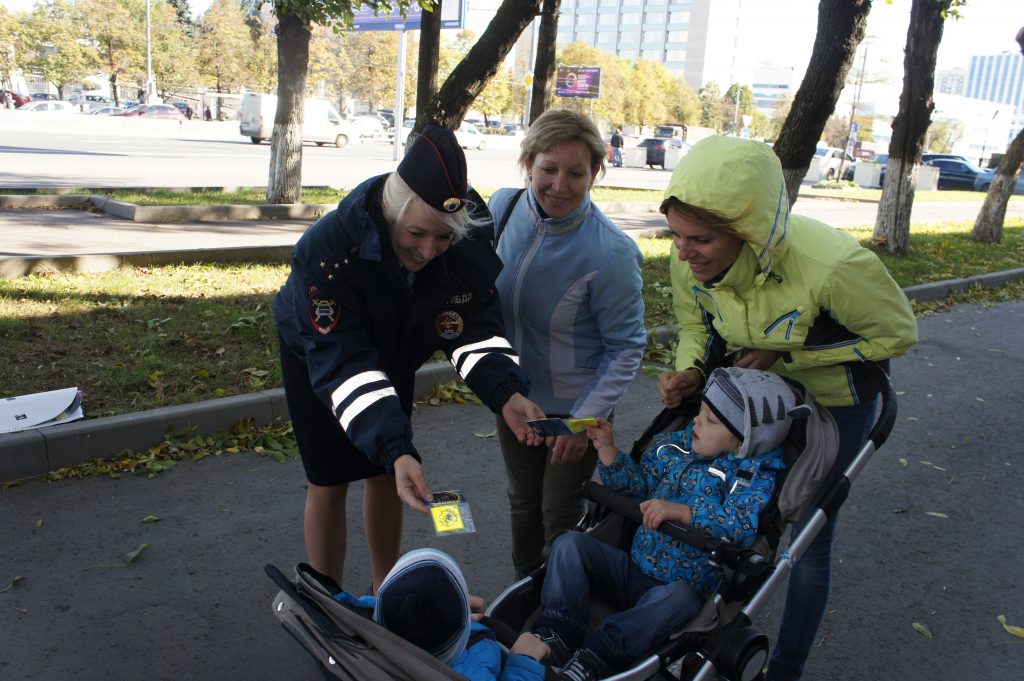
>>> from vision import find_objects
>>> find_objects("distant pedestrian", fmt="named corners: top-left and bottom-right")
top-left (610, 128), bottom-right (624, 167)
top-left (204, 106), bottom-right (212, 121)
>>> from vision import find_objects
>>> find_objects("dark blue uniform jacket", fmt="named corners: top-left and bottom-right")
top-left (273, 175), bottom-right (530, 473)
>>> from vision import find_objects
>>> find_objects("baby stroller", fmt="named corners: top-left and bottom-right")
top-left (483, 361), bottom-right (896, 681)
top-left (266, 362), bottom-right (895, 681)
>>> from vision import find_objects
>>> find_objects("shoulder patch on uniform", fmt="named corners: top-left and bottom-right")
top-left (307, 285), bottom-right (340, 335)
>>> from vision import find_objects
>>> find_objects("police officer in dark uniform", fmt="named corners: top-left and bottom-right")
top-left (274, 126), bottom-right (546, 591)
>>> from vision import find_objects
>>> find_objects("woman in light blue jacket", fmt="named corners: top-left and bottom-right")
top-left (488, 109), bottom-right (647, 578)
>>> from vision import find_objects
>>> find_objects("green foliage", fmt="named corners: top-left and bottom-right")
top-left (197, 0), bottom-right (255, 92)
top-left (699, 81), bottom-right (722, 129)
top-left (21, 0), bottom-right (98, 96)
top-left (0, 6), bottom-right (22, 78)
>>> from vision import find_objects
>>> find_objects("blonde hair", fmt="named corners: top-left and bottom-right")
top-left (381, 172), bottom-right (471, 242)
top-left (518, 109), bottom-right (607, 181)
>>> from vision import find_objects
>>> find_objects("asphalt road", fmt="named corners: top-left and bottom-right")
top-left (2, 300), bottom-right (1023, 681)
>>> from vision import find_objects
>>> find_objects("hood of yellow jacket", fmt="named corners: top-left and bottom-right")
top-left (664, 136), bottom-right (792, 288)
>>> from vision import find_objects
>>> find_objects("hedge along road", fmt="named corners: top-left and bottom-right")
top-left (2, 299), bottom-right (1023, 681)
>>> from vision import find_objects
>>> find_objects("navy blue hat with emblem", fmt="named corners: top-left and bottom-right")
top-left (397, 125), bottom-right (468, 213)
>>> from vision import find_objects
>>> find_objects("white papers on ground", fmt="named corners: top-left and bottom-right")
top-left (0, 387), bottom-right (84, 433)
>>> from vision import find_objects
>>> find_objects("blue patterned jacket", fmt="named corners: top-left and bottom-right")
top-left (598, 423), bottom-right (785, 595)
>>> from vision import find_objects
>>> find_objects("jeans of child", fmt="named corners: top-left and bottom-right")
top-left (497, 417), bottom-right (598, 579)
top-left (765, 396), bottom-right (879, 681)
top-left (534, 532), bottom-right (705, 671)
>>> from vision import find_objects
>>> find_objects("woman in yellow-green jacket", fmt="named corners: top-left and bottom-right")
top-left (656, 136), bottom-right (918, 681)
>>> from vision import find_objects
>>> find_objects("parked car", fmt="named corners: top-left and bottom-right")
top-left (844, 152), bottom-right (970, 184)
top-left (31, 92), bottom-right (58, 101)
top-left (502, 123), bottom-right (524, 136)
top-left (348, 114), bottom-right (386, 140)
top-left (924, 157), bottom-right (987, 190)
top-left (16, 100), bottom-right (75, 113)
top-left (116, 104), bottom-right (185, 120)
top-left (67, 93), bottom-right (114, 111)
top-left (171, 102), bottom-right (194, 119)
top-left (636, 137), bottom-right (690, 169)
top-left (2, 90), bottom-right (33, 108)
top-left (844, 152), bottom-right (888, 183)
top-left (922, 152), bottom-right (971, 165)
top-left (91, 106), bottom-right (126, 116)
top-left (813, 146), bottom-right (855, 181)
top-left (973, 168), bottom-right (1024, 195)
top-left (455, 122), bottom-right (487, 150)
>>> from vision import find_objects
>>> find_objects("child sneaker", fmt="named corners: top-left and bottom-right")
top-left (556, 648), bottom-right (607, 681)
top-left (531, 625), bottom-right (571, 668)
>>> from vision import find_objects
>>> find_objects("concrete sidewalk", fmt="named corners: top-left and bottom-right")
top-left (2, 199), bottom-right (1023, 483)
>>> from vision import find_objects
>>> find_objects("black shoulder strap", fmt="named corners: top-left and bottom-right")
top-left (494, 187), bottom-right (527, 247)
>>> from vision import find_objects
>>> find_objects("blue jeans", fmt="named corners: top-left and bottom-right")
top-left (612, 147), bottom-right (623, 166)
top-left (765, 396), bottom-right (879, 681)
top-left (534, 532), bottom-right (704, 670)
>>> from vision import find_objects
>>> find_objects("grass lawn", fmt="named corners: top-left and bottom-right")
top-left (1, 219), bottom-right (1022, 419)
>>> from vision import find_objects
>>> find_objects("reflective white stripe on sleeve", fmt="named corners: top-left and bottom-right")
top-left (339, 387), bottom-right (398, 431)
top-left (331, 370), bottom-right (390, 412)
top-left (450, 336), bottom-right (519, 378)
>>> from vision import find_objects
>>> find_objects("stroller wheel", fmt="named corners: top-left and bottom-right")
top-left (714, 625), bottom-right (768, 681)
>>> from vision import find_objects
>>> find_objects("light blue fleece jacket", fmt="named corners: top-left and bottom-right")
top-left (489, 187), bottom-right (646, 418)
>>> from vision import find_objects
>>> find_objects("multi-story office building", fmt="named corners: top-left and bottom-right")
top-left (965, 53), bottom-right (1023, 108)
top-left (963, 53), bottom-right (1023, 146)
top-left (555, 0), bottom-right (747, 93)
top-left (751, 64), bottom-right (796, 113)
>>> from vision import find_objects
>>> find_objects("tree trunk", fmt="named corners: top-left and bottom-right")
top-left (872, 0), bottom-right (952, 255)
top-left (416, 0), bottom-right (542, 132)
top-left (971, 27), bottom-right (1024, 244)
top-left (773, 0), bottom-right (871, 207)
top-left (972, 126), bottom-right (1024, 243)
top-left (267, 10), bottom-right (310, 205)
top-left (528, 0), bottom-right (559, 124)
top-left (416, 0), bottom-right (441, 117)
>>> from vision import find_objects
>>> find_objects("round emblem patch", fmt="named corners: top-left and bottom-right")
top-left (442, 197), bottom-right (462, 212)
top-left (435, 310), bottom-right (464, 340)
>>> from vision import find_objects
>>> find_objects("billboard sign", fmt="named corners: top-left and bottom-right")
top-left (351, 1), bottom-right (465, 31)
top-left (555, 65), bottom-right (602, 99)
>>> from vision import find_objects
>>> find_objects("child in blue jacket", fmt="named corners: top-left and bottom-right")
top-left (531, 368), bottom-right (809, 681)
top-left (363, 548), bottom-right (546, 681)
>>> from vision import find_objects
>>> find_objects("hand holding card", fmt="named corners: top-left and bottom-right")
top-left (525, 417), bottom-right (599, 437)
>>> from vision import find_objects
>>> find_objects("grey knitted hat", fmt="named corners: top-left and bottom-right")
top-left (702, 367), bottom-right (811, 458)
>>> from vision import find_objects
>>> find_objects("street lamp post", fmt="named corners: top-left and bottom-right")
top-left (145, 0), bottom-right (156, 104)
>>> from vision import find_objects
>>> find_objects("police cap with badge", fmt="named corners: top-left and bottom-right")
top-left (397, 125), bottom-right (468, 214)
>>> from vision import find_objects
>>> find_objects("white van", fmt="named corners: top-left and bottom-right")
top-left (239, 93), bottom-right (360, 148)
